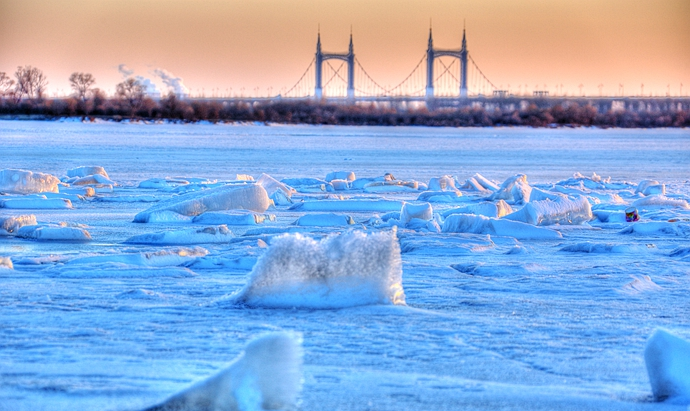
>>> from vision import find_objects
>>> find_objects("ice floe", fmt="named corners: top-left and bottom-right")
top-left (295, 213), bottom-right (354, 227)
top-left (0, 169), bottom-right (60, 194)
top-left (645, 329), bottom-right (690, 403)
top-left (489, 174), bottom-right (532, 204)
top-left (326, 171), bottom-right (355, 182)
top-left (16, 224), bottom-right (92, 241)
top-left (442, 214), bottom-right (562, 240)
top-left (227, 230), bottom-right (405, 308)
top-left (0, 215), bottom-right (37, 235)
top-left (503, 195), bottom-right (593, 226)
top-left (0, 197), bottom-right (73, 209)
top-left (192, 211), bottom-right (275, 225)
top-left (124, 225), bottom-right (234, 245)
top-left (289, 199), bottom-right (403, 213)
top-left (68, 247), bottom-right (207, 267)
top-left (441, 200), bottom-right (513, 219)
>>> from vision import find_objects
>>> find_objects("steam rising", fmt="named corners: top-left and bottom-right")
top-left (153, 68), bottom-right (189, 98)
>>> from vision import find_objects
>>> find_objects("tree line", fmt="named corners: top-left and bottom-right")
top-left (1, 67), bottom-right (688, 128)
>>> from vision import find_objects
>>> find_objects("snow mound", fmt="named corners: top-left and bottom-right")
top-left (66, 166), bottom-right (109, 179)
top-left (0, 197), bottom-right (73, 209)
top-left (400, 202), bottom-right (432, 224)
top-left (560, 242), bottom-right (642, 254)
top-left (441, 201), bottom-right (513, 218)
top-left (16, 224), bottom-right (92, 242)
top-left (504, 195), bottom-right (592, 225)
top-left (326, 171), bottom-right (355, 182)
top-left (289, 199), bottom-right (403, 213)
top-left (489, 174), bottom-right (532, 204)
top-left (145, 332), bottom-right (303, 411)
top-left (632, 195), bottom-right (690, 210)
top-left (0, 257), bottom-right (12, 269)
top-left (68, 247), bottom-right (207, 267)
top-left (193, 211), bottom-right (275, 225)
top-left (0, 169), bottom-right (60, 194)
top-left (124, 225), bottom-right (233, 245)
top-left (229, 230), bottom-right (405, 309)
top-left (134, 184), bottom-right (270, 223)
top-left (621, 275), bottom-right (662, 294)
top-left (442, 214), bottom-right (562, 240)
top-left (1, 215), bottom-right (37, 235)
top-left (295, 213), bottom-right (354, 227)
top-left (645, 329), bottom-right (690, 403)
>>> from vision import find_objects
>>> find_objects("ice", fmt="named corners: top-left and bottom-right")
top-left (16, 224), bottom-right (92, 241)
top-left (636, 180), bottom-right (660, 194)
top-left (0, 169), bottom-right (60, 194)
top-left (228, 230), bottom-right (405, 308)
top-left (0, 257), bottom-right (12, 269)
top-left (289, 199), bottom-right (404, 212)
top-left (325, 171), bottom-right (355, 182)
top-left (124, 225), bottom-right (234, 245)
top-left (560, 242), bottom-right (643, 254)
top-left (143, 332), bottom-right (302, 411)
top-left (192, 211), bottom-right (274, 225)
top-left (363, 180), bottom-right (420, 193)
top-left (644, 329), bottom-right (690, 403)
top-left (631, 195), bottom-right (690, 210)
top-left (256, 173), bottom-right (295, 206)
top-left (489, 174), bottom-right (532, 204)
top-left (281, 177), bottom-right (328, 187)
top-left (416, 190), bottom-right (465, 203)
top-left (621, 275), bottom-right (662, 294)
top-left (442, 214), bottom-right (563, 240)
top-left (134, 184), bottom-right (270, 223)
top-left (427, 176), bottom-right (458, 192)
top-left (619, 221), bottom-right (690, 236)
top-left (70, 173), bottom-right (116, 186)
top-left (556, 172), bottom-right (609, 189)
top-left (0, 197), bottom-right (73, 209)
top-left (400, 202), bottom-right (433, 224)
top-left (139, 178), bottom-right (190, 189)
top-left (295, 213), bottom-right (354, 227)
top-left (68, 247), bottom-right (207, 267)
top-left (460, 173), bottom-right (499, 192)
top-left (66, 166), bottom-right (110, 179)
top-left (0, 214), bottom-right (37, 235)
top-left (503, 195), bottom-right (593, 225)
top-left (330, 179), bottom-right (350, 191)
top-left (441, 201), bottom-right (513, 218)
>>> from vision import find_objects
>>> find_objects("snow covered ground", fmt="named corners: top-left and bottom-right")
top-left (0, 120), bottom-right (689, 411)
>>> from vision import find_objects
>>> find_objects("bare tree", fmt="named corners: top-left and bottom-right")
top-left (116, 78), bottom-right (146, 114)
top-left (0, 72), bottom-right (15, 98)
top-left (14, 66), bottom-right (48, 101)
top-left (69, 72), bottom-right (96, 101)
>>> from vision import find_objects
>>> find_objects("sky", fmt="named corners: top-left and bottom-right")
top-left (1, 0), bottom-right (688, 98)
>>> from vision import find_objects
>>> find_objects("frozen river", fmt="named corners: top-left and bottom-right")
top-left (1, 120), bottom-right (689, 411)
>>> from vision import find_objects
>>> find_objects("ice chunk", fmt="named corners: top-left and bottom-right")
top-left (0, 215), bottom-right (37, 235)
top-left (400, 202), bottom-right (432, 224)
top-left (529, 187), bottom-right (562, 202)
top-left (228, 230), bottom-right (405, 309)
top-left (363, 180), bottom-right (419, 193)
top-left (69, 247), bottom-right (207, 267)
top-left (644, 329), bottom-right (690, 402)
top-left (632, 195), bottom-right (690, 210)
top-left (556, 172), bottom-right (609, 189)
top-left (281, 177), bottom-right (328, 187)
top-left (0, 257), bottom-right (12, 269)
top-left (16, 224), bottom-right (92, 242)
top-left (441, 201), bottom-right (513, 219)
top-left (0, 197), bottom-right (73, 209)
top-left (192, 211), bottom-right (274, 225)
top-left (66, 166), bottom-right (110, 179)
top-left (295, 213), bottom-right (354, 227)
top-left (428, 176), bottom-right (458, 192)
top-left (124, 225), bottom-right (233, 245)
top-left (256, 173), bottom-right (295, 205)
top-left (560, 242), bottom-right (642, 253)
top-left (0, 169), bottom-right (60, 194)
top-left (619, 221), bottom-right (689, 236)
top-left (489, 174), bottom-right (532, 204)
top-left (636, 180), bottom-right (660, 194)
top-left (460, 173), bottom-right (499, 192)
top-left (416, 191), bottom-right (464, 203)
top-left (134, 184), bottom-right (270, 223)
top-left (442, 214), bottom-right (562, 240)
top-left (330, 179), bottom-right (350, 191)
top-left (71, 173), bottom-right (116, 186)
top-left (139, 178), bottom-right (190, 189)
top-left (326, 171), bottom-right (355, 182)
top-left (503, 195), bottom-right (593, 225)
top-left (143, 332), bottom-right (302, 411)
top-left (289, 200), bottom-right (403, 213)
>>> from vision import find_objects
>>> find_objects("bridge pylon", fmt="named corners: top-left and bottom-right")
top-left (315, 31), bottom-right (355, 100)
top-left (426, 27), bottom-right (469, 99)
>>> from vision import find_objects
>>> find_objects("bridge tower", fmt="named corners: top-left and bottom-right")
top-left (315, 31), bottom-right (355, 100)
top-left (426, 27), bottom-right (469, 100)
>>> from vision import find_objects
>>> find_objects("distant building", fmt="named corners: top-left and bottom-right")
top-left (533, 90), bottom-right (549, 97)
top-left (493, 90), bottom-right (509, 98)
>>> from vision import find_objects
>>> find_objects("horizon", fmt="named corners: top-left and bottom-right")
top-left (1, 0), bottom-right (688, 98)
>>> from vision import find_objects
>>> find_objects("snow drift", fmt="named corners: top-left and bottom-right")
top-left (142, 332), bottom-right (303, 411)
top-left (134, 184), bottom-right (270, 223)
top-left (229, 230), bottom-right (405, 309)
top-left (0, 169), bottom-right (60, 194)
top-left (644, 329), bottom-right (690, 403)
top-left (504, 195), bottom-right (592, 225)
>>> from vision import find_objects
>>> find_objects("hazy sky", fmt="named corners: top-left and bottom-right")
top-left (1, 0), bottom-right (688, 98)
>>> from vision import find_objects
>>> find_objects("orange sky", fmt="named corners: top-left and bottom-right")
top-left (1, 0), bottom-right (688, 98)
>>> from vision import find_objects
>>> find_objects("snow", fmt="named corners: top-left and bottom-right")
top-left (227, 230), bottom-right (405, 308)
top-left (427, 175), bottom-right (458, 192)
top-left (0, 215), bottom-right (37, 235)
top-left (145, 332), bottom-right (302, 411)
top-left (489, 174), bottom-right (532, 204)
top-left (503, 195), bottom-right (593, 225)
top-left (1, 122), bottom-right (690, 411)
top-left (0, 169), bottom-right (60, 194)
top-left (134, 183), bottom-right (270, 222)
top-left (644, 329), bottom-right (690, 403)
top-left (66, 166), bottom-right (110, 179)
top-left (400, 202), bottom-right (433, 224)
top-left (442, 213), bottom-right (563, 240)
top-left (124, 225), bottom-right (234, 245)
top-left (0, 197), bottom-right (73, 209)
top-left (16, 224), bottom-right (92, 241)
top-left (441, 200), bottom-right (513, 218)
top-left (325, 171), bottom-right (355, 182)
top-left (631, 195), bottom-right (690, 210)
top-left (295, 213), bottom-right (354, 227)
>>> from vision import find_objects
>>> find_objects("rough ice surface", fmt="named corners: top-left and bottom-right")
top-left (442, 200), bottom-right (513, 218)
top-left (229, 230), bottom-right (405, 309)
top-left (442, 213), bottom-right (563, 240)
top-left (489, 174), bottom-right (532, 204)
top-left (400, 202), bottom-right (433, 224)
top-left (143, 332), bottom-right (303, 411)
top-left (325, 171), bottom-right (355, 182)
top-left (644, 329), bottom-right (690, 403)
top-left (66, 166), bottom-right (110, 179)
top-left (460, 173), bottom-right (499, 192)
top-left (192, 211), bottom-right (274, 225)
top-left (2, 122), bottom-right (690, 411)
top-left (124, 225), bottom-right (233, 245)
top-left (0, 169), bottom-right (60, 194)
top-left (0, 215), bottom-right (37, 235)
top-left (632, 195), bottom-right (690, 210)
top-left (295, 213), bottom-right (354, 227)
top-left (504, 195), bottom-right (593, 225)
top-left (134, 184), bottom-right (270, 223)
top-left (0, 197), bottom-right (73, 209)
top-left (16, 224), bottom-right (92, 242)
